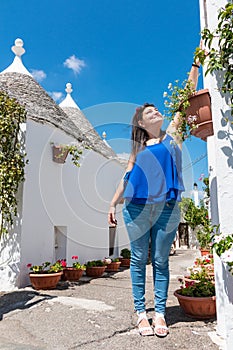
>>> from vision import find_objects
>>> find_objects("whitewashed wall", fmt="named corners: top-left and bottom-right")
top-left (16, 120), bottom-right (128, 288)
top-left (199, 0), bottom-right (233, 348)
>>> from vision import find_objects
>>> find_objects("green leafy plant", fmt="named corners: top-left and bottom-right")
top-left (194, 3), bottom-right (233, 116)
top-left (120, 248), bottom-right (131, 259)
top-left (178, 280), bottom-right (215, 297)
top-left (0, 91), bottom-right (27, 237)
top-left (163, 78), bottom-right (197, 141)
top-left (212, 233), bottom-right (233, 274)
top-left (179, 198), bottom-right (208, 230)
top-left (86, 260), bottom-right (106, 267)
top-left (27, 261), bottom-right (63, 274)
top-left (188, 266), bottom-right (214, 282)
top-left (71, 255), bottom-right (86, 270)
top-left (179, 198), bottom-right (215, 249)
top-left (51, 141), bottom-right (89, 167)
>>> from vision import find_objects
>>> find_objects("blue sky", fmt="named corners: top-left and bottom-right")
top-left (0, 0), bottom-right (208, 194)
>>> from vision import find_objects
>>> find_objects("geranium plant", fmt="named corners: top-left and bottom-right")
top-left (212, 233), bottom-right (233, 274)
top-left (103, 257), bottom-right (120, 265)
top-left (71, 255), bottom-right (85, 270)
top-left (163, 78), bottom-right (197, 141)
top-left (177, 280), bottom-right (215, 297)
top-left (27, 261), bottom-right (63, 274)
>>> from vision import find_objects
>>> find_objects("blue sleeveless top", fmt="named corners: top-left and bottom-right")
top-left (123, 134), bottom-right (184, 204)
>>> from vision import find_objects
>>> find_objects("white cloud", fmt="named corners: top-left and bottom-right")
top-left (31, 69), bottom-right (47, 82)
top-left (64, 55), bottom-right (86, 75)
top-left (49, 91), bottom-right (63, 102)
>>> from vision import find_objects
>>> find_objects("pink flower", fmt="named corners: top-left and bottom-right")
top-left (61, 260), bottom-right (67, 267)
top-left (72, 255), bottom-right (78, 260)
top-left (27, 263), bottom-right (32, 268)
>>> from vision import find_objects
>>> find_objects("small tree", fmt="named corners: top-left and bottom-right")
top-left (179, 197), bottom-right (213, 249)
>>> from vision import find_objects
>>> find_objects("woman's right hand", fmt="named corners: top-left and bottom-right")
top-left (108, 205), bottom-right (117, 227)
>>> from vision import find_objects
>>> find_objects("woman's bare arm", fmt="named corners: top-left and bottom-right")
top-left (108, 154), bottom-right (135, 226)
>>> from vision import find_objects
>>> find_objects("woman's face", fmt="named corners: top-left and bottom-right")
top-left (139, 106), bottom-right (163, 130)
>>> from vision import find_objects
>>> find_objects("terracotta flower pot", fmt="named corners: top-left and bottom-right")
top-left (174, 289), bottom-right (216, 319)
top-left (105, 261), bottom-right (121, 272)
top-left (62, 267), bottom-right (84, 281)
top-left (200, 248), bottom-right (211, 256)
top-left (119, 258), bottom-right (130, 267)
top-left (186, 89), bottom-right (213, 141)
top-left (29, 272), bottom-right (63, 290)
top-left (86, 266), bottom-right (106, 277)
top-left (52, 145), bottom-right (69, 163)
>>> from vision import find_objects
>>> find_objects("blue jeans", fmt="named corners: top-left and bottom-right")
top-left (122, 200), bottom-right (180, 315)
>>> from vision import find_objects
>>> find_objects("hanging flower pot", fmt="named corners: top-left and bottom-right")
top-left (52, 145), bottom-right (69, 163)
top-left (186, 89), bottom-right (213, 141)
top-left (29, 272), bottom-right (63, 290)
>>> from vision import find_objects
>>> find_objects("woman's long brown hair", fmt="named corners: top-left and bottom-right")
top-left (131, 103), bottom-right (155, 158)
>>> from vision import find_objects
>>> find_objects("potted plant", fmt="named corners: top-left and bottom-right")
top-left (104, 258), bottom-right (121, 272)
top-left (85, 260), bottom-right (106, 277)
top-left (164, 78), bottom-right (213, 141)
top-left (51, 141), bottom-right (89, 166)
top-left (174, 279), bottom-right (216, 319)
top-left (119, 248), bottom-right (131, 267)
top-left (52, 144), bottom-right (69, 163)
top-left (27, 261), bottom-right (63, 290)
top-left (62, 256), bottom-right (86, 281)
top-left (194, 3), bottom-right (233, 117)
top-left (180, 263), bottom-right (214, 289)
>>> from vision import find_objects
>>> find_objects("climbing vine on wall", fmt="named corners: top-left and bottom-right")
top-left (0, 91), bottom-right (27, 238)
top-left (195, 3), bottom-right (233, 115)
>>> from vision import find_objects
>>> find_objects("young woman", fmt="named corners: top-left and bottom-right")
top-left (108, 60), bottom-right (200, 337)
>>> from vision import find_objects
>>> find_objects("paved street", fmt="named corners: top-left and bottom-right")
top-left (0, 249), bottom-right (221, 350)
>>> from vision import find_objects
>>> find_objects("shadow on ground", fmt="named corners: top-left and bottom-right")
top-left (0, 290), bottom-right (55, 320)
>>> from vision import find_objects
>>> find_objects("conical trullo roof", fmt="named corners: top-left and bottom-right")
top-left (59, 83), bottom-right (122, 161)
top-left (0, 39), bottom-right (121, 161)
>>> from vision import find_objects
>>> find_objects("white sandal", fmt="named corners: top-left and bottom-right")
top-left (137, 311), bottom-right (154, 336)
top-left (152, 313), bottom-right (169, 338)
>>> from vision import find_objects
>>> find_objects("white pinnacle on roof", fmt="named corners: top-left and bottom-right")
top-left (59, 83), bottom-right (80, 109)
top-left (102, 131), bottom-right (111, 148)
top-left (1, 38), bottom-right (32, 76)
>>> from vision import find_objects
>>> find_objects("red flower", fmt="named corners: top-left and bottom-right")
top-left (27, 263), bottom-right (32, 268)
top-left (72, 255), bottom-right (78, 260)
top-left (61, 260), bottom-right (67, 267)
